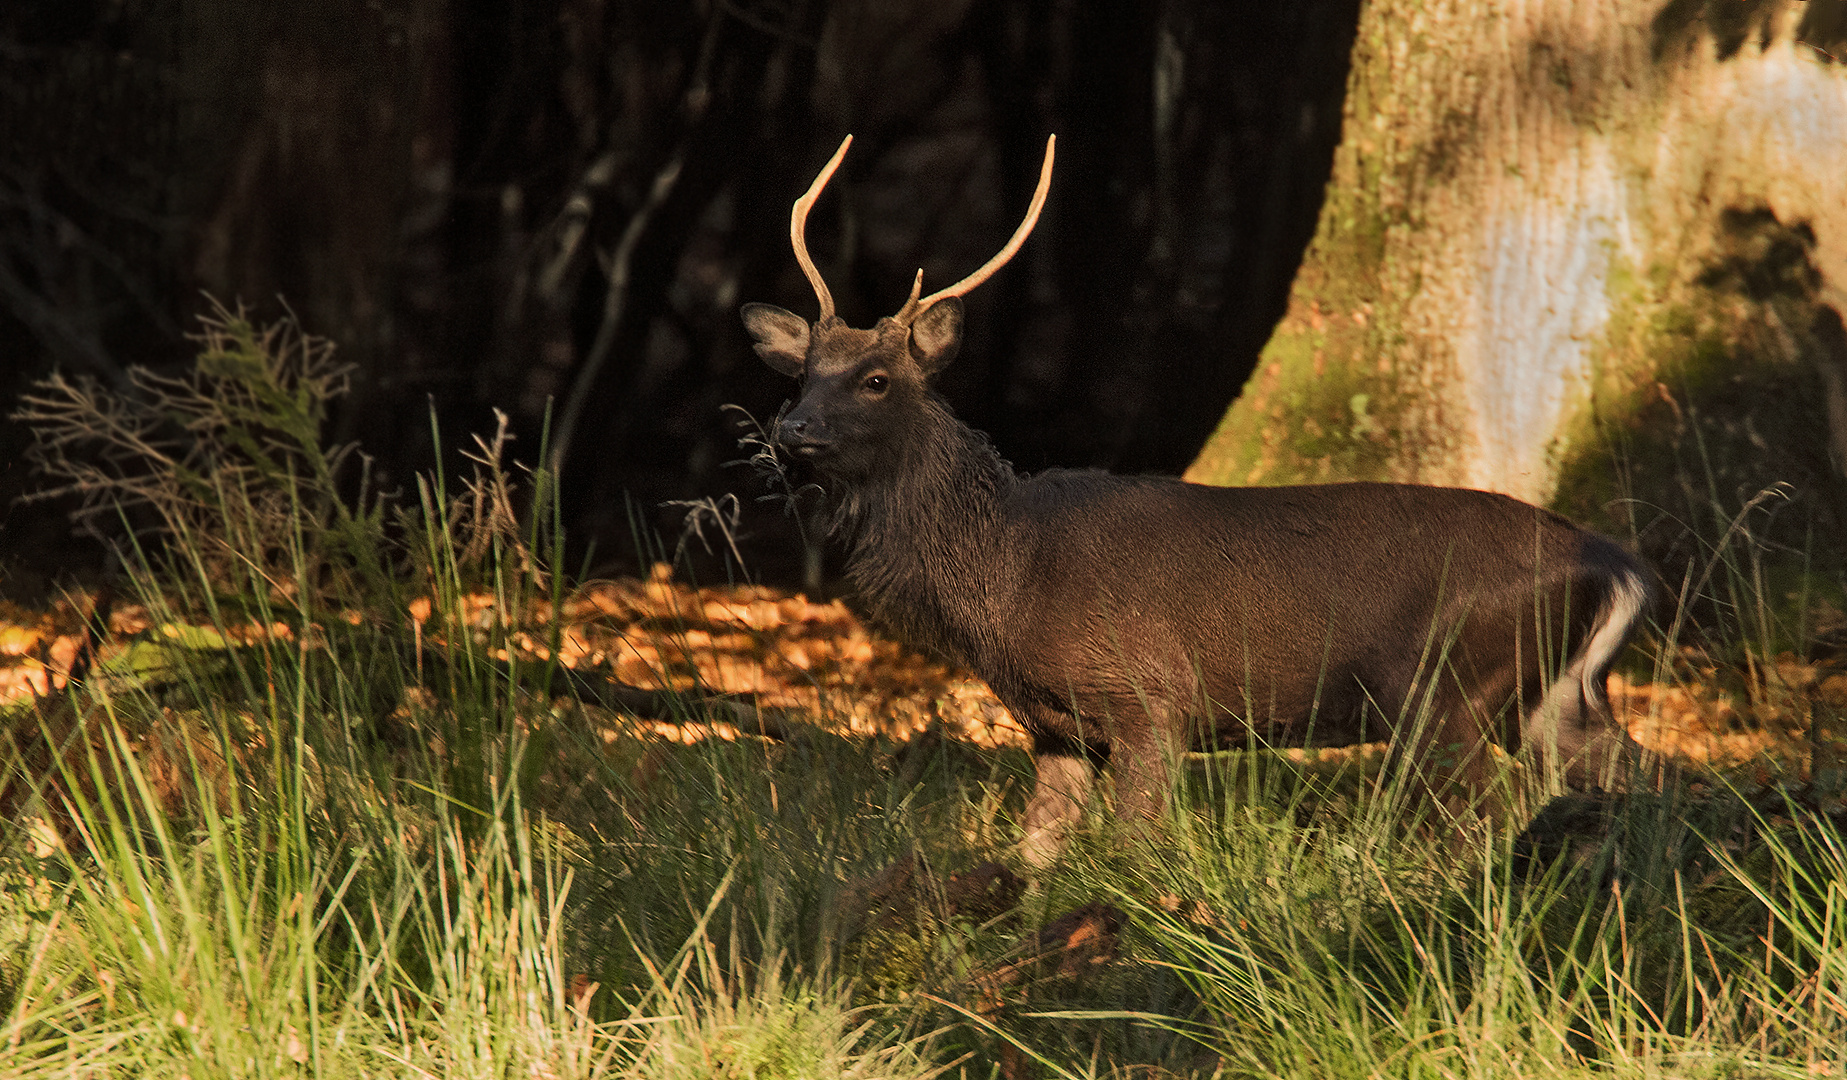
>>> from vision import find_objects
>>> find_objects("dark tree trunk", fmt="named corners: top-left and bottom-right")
top-left (1, 0), bottom-right (1362, 589)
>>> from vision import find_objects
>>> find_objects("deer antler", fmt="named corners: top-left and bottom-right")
top-left (896, 134), bottom-right (1056, 325)
top-left (792, 135), bottom-right (853, 325)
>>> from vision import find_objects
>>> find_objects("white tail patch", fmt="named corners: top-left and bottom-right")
top-left (1531, 564), bottom-right (1650, 735)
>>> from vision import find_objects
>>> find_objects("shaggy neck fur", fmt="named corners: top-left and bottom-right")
top-left (826, 392), bottom-right (1020, 667)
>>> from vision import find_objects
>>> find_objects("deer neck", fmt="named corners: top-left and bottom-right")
top-left (835, 395), bottom-right (1017, 664)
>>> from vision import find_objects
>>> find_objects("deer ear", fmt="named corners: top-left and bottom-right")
top-left (741, 303), bottom-right (811, 377)
top-left (908, 297), bottom-right (964, 375)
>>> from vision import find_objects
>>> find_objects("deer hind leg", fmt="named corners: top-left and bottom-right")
top-left (1427, 690), bottom-right (1506, 825)
top-left (1374, 661), bottom-right (1513, 833)
top-left (1524, 570), bottom-right (1649, 791)
top-left (1108, 700), bottom-right (1187, 829)
top-left (1526, 661), bottom-right (1640, 790)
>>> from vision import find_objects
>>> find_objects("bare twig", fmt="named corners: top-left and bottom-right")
top-left (535, 152), bottom-right (619, 304)
top-left (451, 409), bottom-right (539, 578)
top-left (663, 493), bottom-right (748, 571)
top-left (547, 12), bottom-right (721, 477)
top-left (548, 150), bottom-right (686, 478)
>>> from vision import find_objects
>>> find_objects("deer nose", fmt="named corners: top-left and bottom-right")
top-left (777, 416), bottom-right (831, 456)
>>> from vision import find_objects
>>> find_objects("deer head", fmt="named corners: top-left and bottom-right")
top-left (742, 135), bottom-right (1055, 477)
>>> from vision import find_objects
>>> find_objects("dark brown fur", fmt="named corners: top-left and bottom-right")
top-left (745, 291), bottom-right (1649, 867)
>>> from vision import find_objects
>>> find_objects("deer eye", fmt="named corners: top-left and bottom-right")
top-left (862, 374), bottom-right (889, 394)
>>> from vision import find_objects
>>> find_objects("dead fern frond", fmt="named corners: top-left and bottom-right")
top-left (13, 300), bottom-right (376, 596)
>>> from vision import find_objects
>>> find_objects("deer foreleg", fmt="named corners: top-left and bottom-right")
top-left (1020, 749), bottom-right (1094, 870)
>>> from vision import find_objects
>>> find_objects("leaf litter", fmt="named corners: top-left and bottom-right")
top-left (4, 565), bottom-right (1844, 776)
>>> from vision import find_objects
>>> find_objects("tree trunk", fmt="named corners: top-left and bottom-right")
top-left (1188, 0), bottom-right (1847, 593)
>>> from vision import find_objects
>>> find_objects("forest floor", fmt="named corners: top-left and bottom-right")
top-left (8, 310), bottom-right (1847, 1076)
top-left (5, 562), bottom-right (1843, 776)
top-left (7, 565), bottom-right (1847, 1079)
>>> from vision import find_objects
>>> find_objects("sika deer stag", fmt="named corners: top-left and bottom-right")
top-left (743, 135), bottom-right (1652, 866)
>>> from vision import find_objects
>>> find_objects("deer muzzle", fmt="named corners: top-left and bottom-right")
top-left (776, 414), bottom-right (833, 457)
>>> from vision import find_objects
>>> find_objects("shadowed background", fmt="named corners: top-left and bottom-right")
top-left (0, 0), bottom-right (1360, 593)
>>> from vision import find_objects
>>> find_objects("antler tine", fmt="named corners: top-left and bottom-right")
top-left (901, 134), bottom-right (1056, 324)
top-left (792, 135), bottom-right (854, 325)
top-left (892, 269), bottom-right (925, 323)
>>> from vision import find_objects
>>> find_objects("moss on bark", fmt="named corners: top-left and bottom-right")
top-left (1552, 208), bottom-right (1847, 646)
top-left (1189, 0), bottom-right (1847, 608)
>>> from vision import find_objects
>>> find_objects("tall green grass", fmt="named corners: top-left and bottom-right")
top-left (3, 310), bottom-right (1845, 1078)
top-left (1, 311), bottom-right (966, 1077)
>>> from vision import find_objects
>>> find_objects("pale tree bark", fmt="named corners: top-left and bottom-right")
top-left (1188, 0), bottom-right (1847, 583)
